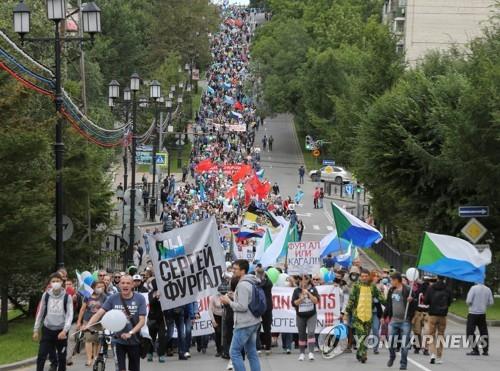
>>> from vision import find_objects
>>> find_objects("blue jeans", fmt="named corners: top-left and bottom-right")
top-left (281, 333), bottom-right (292, 350)
top-left (371, 315), bottom-right (380, 352)
top-left (389, 321), bottom-right (411, 368)
top-left (230, 324), bottom-right (261, 371)
top-left (166, 312), bottom-right (185, 357)
top-left (184, 316), bottom-right (193, 354)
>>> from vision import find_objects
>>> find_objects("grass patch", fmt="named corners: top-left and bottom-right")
top-left (0, 317), bottom-right (37, 365)
top-left (191, 89), bottom-right (202, 119)
top-left (169, 144), bottom-right (192, 173)
top-left (449, 299), bottom-right (500, 321)
top-left (363, 248), bottom-right (390, 269)
top-left (293, 120), bottom-right (323, 171)
top-left (7, 309), bottom-right (23, 321)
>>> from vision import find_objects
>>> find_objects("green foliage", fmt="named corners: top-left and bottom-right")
top-left (355, 28), bottom-right (500, 265)
top-left (252, 0), bottom-right (403, 165)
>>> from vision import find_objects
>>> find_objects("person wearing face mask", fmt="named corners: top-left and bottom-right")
top-left (33, 273), bottom-right (73, 371)
top-left (76, 281), bottom-right (107, 366)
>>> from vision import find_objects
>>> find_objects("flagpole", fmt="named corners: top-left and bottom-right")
top-left (415, 232), bottom-right (426, 268)
top-left (331, 201), bottom-right (342, 258)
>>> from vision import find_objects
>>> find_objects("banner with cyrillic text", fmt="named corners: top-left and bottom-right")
top-left (287, 241), bottom-right (321, 275)
top-left (148, 217), bottom-right (225, 310)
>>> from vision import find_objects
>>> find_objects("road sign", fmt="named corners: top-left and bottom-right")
top-left (136, 149), bottom-right (152, 165)
top-left (345, 184), bottom-right (354, 195)
top-left (322, 160), bottom-right (335, 166)
top-left (155, 152), bottom-right (168, 168)
top-left (312, 149), bottom-right (320, 157)
top-left (49, 215), bottom-right (74, 242)
top-left (458, 206), bottom-right (489, 218)
top-left (461, 218), bottom-right (487, 244)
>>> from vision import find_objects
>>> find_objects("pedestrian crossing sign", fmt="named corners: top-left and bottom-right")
top-left (157, 152), bottom-right (168, 168)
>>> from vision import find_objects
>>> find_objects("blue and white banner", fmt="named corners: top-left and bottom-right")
top-left (148, 217), bottom-right (226, 310)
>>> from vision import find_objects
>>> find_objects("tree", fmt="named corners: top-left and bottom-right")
top-left (0, 79), bottom-right (53, 334)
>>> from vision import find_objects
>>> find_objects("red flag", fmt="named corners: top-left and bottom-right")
top-left (256, 181), bottom-right (271, 199)
top-left (233, 101), bottom-right (244, 111)
top-left (232, 164), bottom-right (252, 182)
top-left (195, 159), bottom-right (213, 173)
top-left (244, 182), bottom-right (255, 206)
top-left (225, 185), bottom-right (238, 199)
top-left (247, 175), bottom-right (261, 190)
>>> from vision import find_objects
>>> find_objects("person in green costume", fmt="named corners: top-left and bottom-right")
top-left (345, 268), bottom-right (386, 363)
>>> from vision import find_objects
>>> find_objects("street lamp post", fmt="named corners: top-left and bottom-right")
top-left (108, 81), bottom-right (131, 192)
top-left (13, 0), bottom-right (101, 269)
top-left (165, 99), bottom-right (173, 176)
top-left (128, 72), bottom-right (140, 267)
top-left (122, 87), bottom-right (131, 190)
top-left (149, 80), bottom-right (161, 221)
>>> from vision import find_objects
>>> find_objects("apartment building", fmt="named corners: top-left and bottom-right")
top-left (383, 0), bottom-right (496, 66)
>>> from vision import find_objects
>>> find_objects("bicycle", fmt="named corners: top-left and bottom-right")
top-left (92, 329), bottom-right (113, 371)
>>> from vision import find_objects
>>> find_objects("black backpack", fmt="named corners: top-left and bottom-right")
top-left (431, 290), bottom-right (450, 315)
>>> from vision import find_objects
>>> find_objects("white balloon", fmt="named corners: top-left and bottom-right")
top-left (406, 267), bottom-right (419, 282)
top-left (276, 273), bottom-right (290, 287)
top-left (101, 309), bottom-right (127, 332)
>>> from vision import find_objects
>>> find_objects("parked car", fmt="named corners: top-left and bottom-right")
top-left (309, 166), bottom-right (353, 184)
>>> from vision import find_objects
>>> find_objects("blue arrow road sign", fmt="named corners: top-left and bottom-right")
top-left (345, 184), bottom-right (354, 195)
top-left (458, 206), bottom-right (489, 217)
top-left (322, 159), bottom-right (335, 166)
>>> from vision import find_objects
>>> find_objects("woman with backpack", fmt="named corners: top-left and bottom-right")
top-left (292, 274), bottom-right (320, 361)
top-left (76, 281), bottom-right (107, 366)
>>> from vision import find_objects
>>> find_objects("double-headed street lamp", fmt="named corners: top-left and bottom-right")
top-left (13, 0), bottom-right (101, 269)
top-left (108, 81), bottom-right (131, 191)
top-left (149, 80), bottom-right (161, 221)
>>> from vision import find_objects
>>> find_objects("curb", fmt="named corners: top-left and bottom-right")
top-left (447, 312), bottom-right (500, 327)
top-left (0, 357), bottom-right (36, 371)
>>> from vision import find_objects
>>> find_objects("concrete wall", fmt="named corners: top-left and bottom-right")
top-left (404, 0), bottom-right (495, 65)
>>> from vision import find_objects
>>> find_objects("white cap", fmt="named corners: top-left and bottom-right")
top-left (132, 274), bottom-right (142, 281)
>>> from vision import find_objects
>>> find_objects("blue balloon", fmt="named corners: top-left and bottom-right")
top-left (323, 271), bottom-right (335, 283)
top-left (333, 324), bottom-right (348, 340)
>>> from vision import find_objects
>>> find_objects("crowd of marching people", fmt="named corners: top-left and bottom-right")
top-left (32, 263), bottom-right (494, 371)
top-left (31, 5), bottom-right (495, 371)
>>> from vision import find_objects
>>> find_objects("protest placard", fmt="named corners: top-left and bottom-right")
top-left (148, 217), bottom-right (225, 310)
top-left (287, 241), bottom-right (321, 275)
top-left (270, 285), bottom-right (342, 333)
